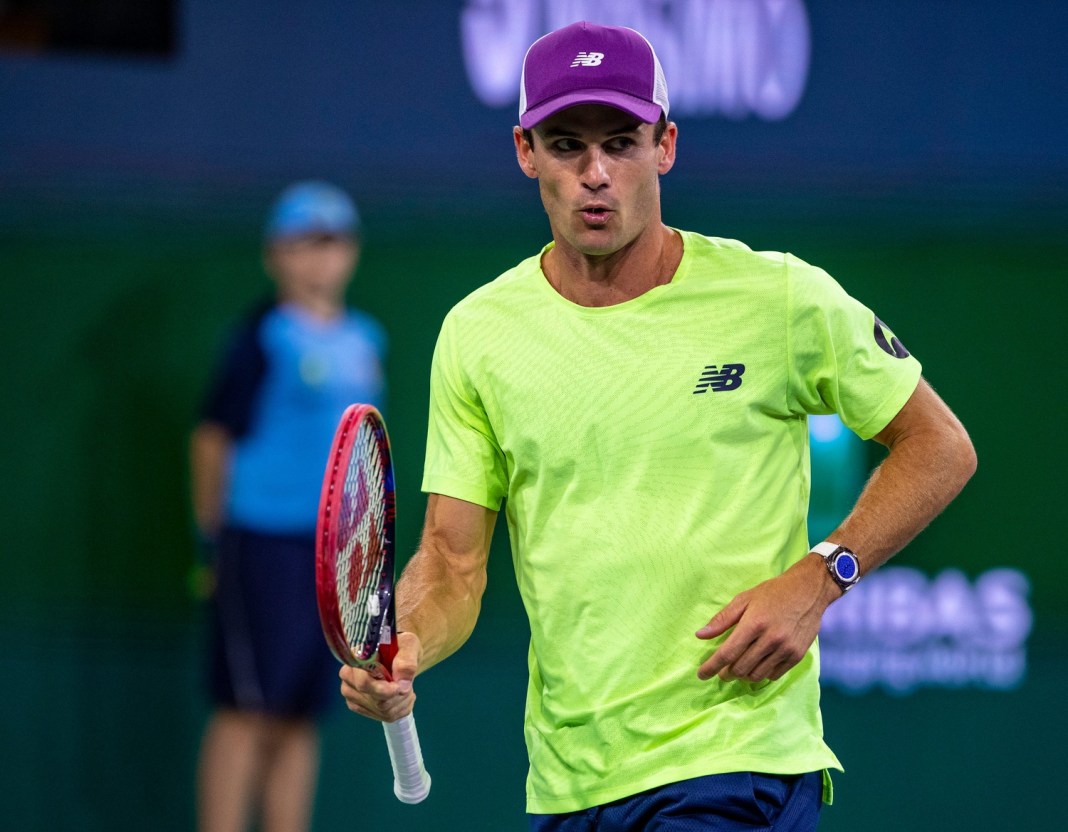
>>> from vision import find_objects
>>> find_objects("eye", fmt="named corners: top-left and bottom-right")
top-left (551, 138), bottom-right (583, 153)
top-left (606, 136), bottom-right (637, 151)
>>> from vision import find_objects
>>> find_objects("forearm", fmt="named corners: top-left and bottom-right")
top-left (189, 422), bottom-right (231, 537)
top-left (700, 382), bottom-right (975, 682)
top-left (396, 552), bottom-right (485, 672)
top-left (396, 494), bottom-right (495, 672)
top-left (826, 381), bottom-right (977, 574)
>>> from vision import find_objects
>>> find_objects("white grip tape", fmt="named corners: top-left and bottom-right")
top-left (383, 713), bottom-right (432, 804)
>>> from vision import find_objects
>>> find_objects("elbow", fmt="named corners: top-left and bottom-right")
top-left (962, 437), bottom-right (978, 484)
top-left (949, 422), bottom-right (978, 491)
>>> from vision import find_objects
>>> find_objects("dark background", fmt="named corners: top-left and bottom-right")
top-left (1, 2), bottom-right (1065, 829)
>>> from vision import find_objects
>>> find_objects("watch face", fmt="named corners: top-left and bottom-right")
top-left (834, 552), bottom-right (859, 582)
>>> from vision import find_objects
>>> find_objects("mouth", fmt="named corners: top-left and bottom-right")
top-left (578, 205), bottom-right (613, 226)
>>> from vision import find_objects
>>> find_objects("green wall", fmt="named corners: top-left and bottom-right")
top-left (1, 191), bottom-right (1063, 829)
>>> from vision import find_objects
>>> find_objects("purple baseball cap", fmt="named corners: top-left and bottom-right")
top-left (519, 21), bottom-right (670, 130)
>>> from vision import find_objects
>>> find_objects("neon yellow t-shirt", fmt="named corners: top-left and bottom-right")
top-left (422, 231), bottom-right (921, 813)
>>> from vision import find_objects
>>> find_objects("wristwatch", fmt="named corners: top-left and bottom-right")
top-left (810, 541), bottom-right (861, 593)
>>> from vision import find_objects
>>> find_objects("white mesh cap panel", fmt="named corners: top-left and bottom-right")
top-left (650, 45), bottom-right (670, 118)
top-left (518, 32), bottom-right (548, 120)
top-left (622, 26), bottom-right (669, 119)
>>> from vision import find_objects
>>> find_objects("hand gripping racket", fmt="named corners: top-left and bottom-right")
top-left (316, 404), bottom-right (431, 804)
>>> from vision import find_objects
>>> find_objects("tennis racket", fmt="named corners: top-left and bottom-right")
top-left (316, 403), bottom-right (431, 804)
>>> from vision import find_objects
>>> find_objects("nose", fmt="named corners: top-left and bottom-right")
top-left (580, 147), bottom-right (610, 191)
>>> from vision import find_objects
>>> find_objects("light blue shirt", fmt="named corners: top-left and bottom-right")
top-left (224, 303), bottom-right (386, 533)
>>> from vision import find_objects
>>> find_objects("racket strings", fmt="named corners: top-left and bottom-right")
top-left (336, 420), bottom-right (389, 660)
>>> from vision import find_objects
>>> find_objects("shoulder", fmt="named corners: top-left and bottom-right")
top-left (221, 299), bottom-right (276, 360)
top-left (201, 300), bottom-right (277, 424)
top-left (677, 230), bottom-right (843, 289)
top-left (235, 297), bottom-right (277, 334)
top-left (675, 231), bottom-right (793, 300)
top-left (429, 250), bottom-right (545, 378)
top-left (442, 249), bottom-right (545, 327)
top-left (342, 307), bottom-right (388, 348)
top-left (677, 229), bottom-right (790, 270)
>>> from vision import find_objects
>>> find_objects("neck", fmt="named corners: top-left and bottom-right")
top-left (280, 290), bottom-right (344, 322)
top-left (543, 224), bottom-right (682, 307)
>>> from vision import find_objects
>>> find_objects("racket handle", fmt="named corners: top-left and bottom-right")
top-left (383, 713), bottom-right (432, 804)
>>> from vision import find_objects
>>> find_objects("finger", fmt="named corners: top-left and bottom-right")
top-left (339, 677), bottom-right (415, 721)
top-left (339, 665), bottom-right (407, 704)
top-left (697, 626), bottom-right (758, 681)
top-left (339, 677), bottom-right (371, 712)
top-left (381, 693), bottom-right (417, 723)
top-left (727, 621), bottom-right (794, 679)
top-left (742, 650), bottom-right (784, 682)
top-left (391, 652), bottom-right (419, 691)
top-left (345, 695), bottom-right (404, 723)
top-left (745, 634), bottom-right (813, 681)
top-left (724, 639), bottom-right (778, 681)
top-left (389, 632), bottom-right (422, 692)
top-left (767, 659), bottom-right (797, 682)
top-left (339, 665), bottom-right (382, 693)
top-left (766, 642), bottom-right (809, 680)
top-left (342, 693), bottom-right (375, 718)
top-left (696, 595), bottom-right (748, 640)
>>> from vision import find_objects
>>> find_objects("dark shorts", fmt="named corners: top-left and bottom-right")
top-left (208, 526), bottom-right (339, 719)
top-left (529, 771), bottom-right (823, 832)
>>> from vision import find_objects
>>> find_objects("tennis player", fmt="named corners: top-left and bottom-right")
top-left (192, 181), bottom-right (386, 832)
top-left (340, 22), bottom-right (976, 830)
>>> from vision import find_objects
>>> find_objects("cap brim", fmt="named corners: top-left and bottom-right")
top-left (266, 222), bottom-right (356, 242)
top-left (520, 90), bottom-right (663, 129)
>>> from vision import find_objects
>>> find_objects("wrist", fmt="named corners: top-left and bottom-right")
top-left (809, 541), bottom-right (861, 597)
top-left (801, 551), bottom-right (845, 607)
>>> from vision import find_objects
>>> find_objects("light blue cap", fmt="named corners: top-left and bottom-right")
top-left (264, 180), bottom-right (360, 241)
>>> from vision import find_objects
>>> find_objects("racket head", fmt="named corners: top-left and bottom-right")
top-left (316, 404), bottom-right (398, 674)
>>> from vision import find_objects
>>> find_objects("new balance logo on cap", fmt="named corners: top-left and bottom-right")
top-left (693, 364), bottom-right (746, 394)
top-left (570, 51), bottom-right (604, 67)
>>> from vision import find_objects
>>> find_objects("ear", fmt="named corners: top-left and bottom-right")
top-left (514, 126), bottom-right (539, 179)
top-left (656, 121), bottom-right (678, 176)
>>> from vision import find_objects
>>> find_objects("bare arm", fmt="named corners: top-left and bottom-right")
top-left (397, 493), bottom-right (498, 671)
top-left (189, 422), bottom-right (232, 539)
top-left (697, 377), bottom-right (977, 682)
top-left (822, 377), bottom-right (977, 571)
top-left (340, 493), bottom-right (497, 721)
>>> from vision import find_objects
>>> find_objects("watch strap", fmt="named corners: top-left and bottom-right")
top-left (809, 541), bottom-right (840, 558)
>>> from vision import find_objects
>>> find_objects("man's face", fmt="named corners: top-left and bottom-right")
top-left (515, 104), bottom-right (677, 258)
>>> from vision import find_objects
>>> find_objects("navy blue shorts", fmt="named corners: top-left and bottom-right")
top-left (529, 771), bottom-right (823, 832)
top-left (208, 527), bottom-right (339, 719)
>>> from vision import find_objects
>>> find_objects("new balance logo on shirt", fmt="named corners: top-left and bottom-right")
top-left (571, 51), bottom-right (605, 67)
top-left (693, 364), bottom-right (746, 393)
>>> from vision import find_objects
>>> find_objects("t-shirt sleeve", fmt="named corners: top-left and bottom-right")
top-left (421, 310), bottom-right (508, 510)
top-left (199, 315), bottom-right (268, 439)
top-left (786, 253), bottom-right (922, 439)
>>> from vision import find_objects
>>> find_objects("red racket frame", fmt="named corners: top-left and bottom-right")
top-left (316, 403), bottom-right (398, 676)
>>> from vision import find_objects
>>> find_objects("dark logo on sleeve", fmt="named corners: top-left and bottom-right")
top-left (692, 363), bottom-right (746, 394)
top-left (874, 316), bottom-right (910, 359)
